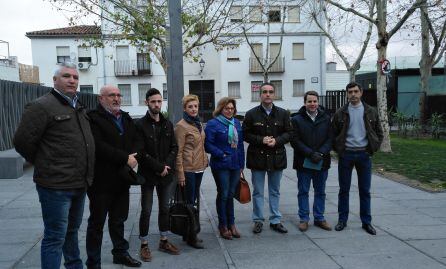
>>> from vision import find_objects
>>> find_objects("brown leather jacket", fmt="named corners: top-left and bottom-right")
top-left (174, 119), bottom-right (208, 181)
top-left (332, 101), bottom-right (384, 155)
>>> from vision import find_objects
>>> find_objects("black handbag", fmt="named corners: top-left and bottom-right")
top-left (118, 165), bottom-right (146, 185)
top-left (169, 185), bottom-right (200, 236)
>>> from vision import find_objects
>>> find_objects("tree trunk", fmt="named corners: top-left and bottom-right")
top-left (376, 0), bottom-right (391, 152)
top-left (419, 5), bottom-right (432, 125)
top-left (348, 69), bottom-right (356, 82)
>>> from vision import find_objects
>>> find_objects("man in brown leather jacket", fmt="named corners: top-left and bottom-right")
top-left (332, 82), bottom-right (383, 235)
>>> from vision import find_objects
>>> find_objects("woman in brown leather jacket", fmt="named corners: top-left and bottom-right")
top-left (175, 94), bottom-right (208, 249)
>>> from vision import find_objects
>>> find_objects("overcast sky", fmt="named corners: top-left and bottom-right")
top-left (0, 0), bottom-right (433, 69)
top-left (0, 0), bottom-right (92, 65)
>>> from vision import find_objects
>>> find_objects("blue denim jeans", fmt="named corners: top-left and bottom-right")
top-left (338, 150), bottom-right (372, 224)
top-left (251, 170), bottom-right (283, 224)
top-left (211, 169), bottom-right (240, 228)
top-left (184, 172), bottom-right (204, 204)
top-left (36, 185), bottom-right (86, 269)
top-left (297, 169), bottom-right (328, 222)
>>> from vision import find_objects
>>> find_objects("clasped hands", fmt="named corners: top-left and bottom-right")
top-left (128, 153), bottom-right (171, 176)
top-left (263, 136), bottom-right (276, 147)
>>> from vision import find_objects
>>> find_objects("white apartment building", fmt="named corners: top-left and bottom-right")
top-left (27, 1), bottom-right (325, 119)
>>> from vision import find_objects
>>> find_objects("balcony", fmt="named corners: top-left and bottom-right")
top-left (249, 57), bottom-right (285, 73)
top-left (114, 59), bottom-right (152, 77)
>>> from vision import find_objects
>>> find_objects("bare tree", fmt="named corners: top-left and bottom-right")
top-left (418, 0), bottom-right (446, 124)
top-left (241, 1), bottom-right (289, 82)
top-left (49, 0), bottom-right (251, 74)
top-left (308, 1), bottom-right (375, 82)
top-left (325, 0), bottom-right (426, 152)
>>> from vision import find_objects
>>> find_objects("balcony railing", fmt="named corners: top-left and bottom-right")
top-left (114, 60), bottom-right (152, 76)
top-left (249, 57), bottom-right (285, 73)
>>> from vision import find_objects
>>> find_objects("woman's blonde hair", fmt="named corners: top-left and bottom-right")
top-left (213, 97), bottom-right (237, 117)
top-left (182, 94), bottom-right (200, 109)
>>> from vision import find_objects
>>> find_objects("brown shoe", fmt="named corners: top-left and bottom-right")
top-left (229, 225), bottom-right (241, 238)
top-left (314, 220), bottom-right (332, 231)
top-left (159, 240), bottom-right (180, 255)
top-left (219, 227), bottom-right (232, 240)
top-left (140, 245), bottom-right (152, 262)
top-left (298, 221), bottom-right (309, 232)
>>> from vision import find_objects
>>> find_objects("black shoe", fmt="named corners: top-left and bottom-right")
top-left (362, 223), bottom-right (377, 235)
top-left (187, 240), bottom-right (205, 249)
top-left (269, 223), bottom-right (288, 233)
top-left (252, 221), bottom-right (263, 234)
top-left (335, 221), bottom-right (347, 231)
top-left (113, 255), bottom-right (142, 267)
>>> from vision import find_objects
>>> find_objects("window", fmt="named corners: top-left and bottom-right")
top-left (268, 6), bottom-right (281, 22)
top-left (293, 79), bottom-right (305, 97)
top-left (138, 83), bottom-right (151, 105)
top-left (292, 43), bottom-right (304, 60)
top-left (229, 6), bottom-right (242, 22)
top-left (163, 83), bottom-right (167, 100)
top-left (78, 46), bottom-right (92, 63)
top-left (228, 82), bottom-right (241, 98)
top-left (118, 84), bottom-right (131, 105)
top-left (251, 43), bottom-right (263, 58)
top-left (249, 6), bottom-right (262, 22)
top-left (116, 46), bottom-right (129, 61)
top-left (269, 43), bottom-right (281, 58)
top-left (137, 53), bottom-right (151, 74)
top-left (271, 80), bottom-right (282, 100)
top-left (251, 81), bottom-right (263, 102)
top-left (56, 46), bottom-right (70, 64)
top-left (227, 46), bottom-right (240, 60)
top-left (288, 6), bottom-right (300, 22)
top-left (79, 85), bottom-right (93, 94)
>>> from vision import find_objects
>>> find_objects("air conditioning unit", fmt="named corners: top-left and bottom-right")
top-left (77, 62), bottom-right (89, 70)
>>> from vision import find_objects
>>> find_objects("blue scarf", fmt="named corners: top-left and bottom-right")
top-left (183, 111), bottom-right (202, 133)
top-left (216, 114), bottom-right (238, 145)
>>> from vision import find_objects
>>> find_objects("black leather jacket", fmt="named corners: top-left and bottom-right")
top-left (136, 112), bottom-right (178, 186)
top-left (243, 104), bottom-right (293, 171)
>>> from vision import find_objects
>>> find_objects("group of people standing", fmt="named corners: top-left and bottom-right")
top-left (13, 62), bottom-right (383, 269)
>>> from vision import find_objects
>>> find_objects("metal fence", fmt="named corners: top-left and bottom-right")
top-left (0, 79), bottom-right (98, 151)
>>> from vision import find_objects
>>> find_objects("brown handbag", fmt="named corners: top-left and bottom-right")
top-left (235, 171), bottom-right (251, 204)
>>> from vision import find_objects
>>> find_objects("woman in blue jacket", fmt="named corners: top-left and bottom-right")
top-left (205, 97), bottom-right (245, 240)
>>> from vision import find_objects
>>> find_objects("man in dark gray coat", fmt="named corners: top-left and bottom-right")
top-left (14, 62), bottom-right (95, 269)
top-left (243, 82), bottom-right (293, 234)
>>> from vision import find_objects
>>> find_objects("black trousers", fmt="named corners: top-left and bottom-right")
top-left (139, 179), bottom-right (175, 239)
top-left (86, 190), bottom-right (129, 268)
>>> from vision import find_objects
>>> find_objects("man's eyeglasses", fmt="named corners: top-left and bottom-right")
top-left (107, 93), bottom-right (123, 98)
top-left (262, 90), bottom-right (274, 94)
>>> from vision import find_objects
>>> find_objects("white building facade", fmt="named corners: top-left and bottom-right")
top-left (27, 1), bottom-right (325, 119)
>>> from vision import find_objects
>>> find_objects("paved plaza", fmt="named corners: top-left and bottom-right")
top-left (1, 146), bottom-right (446, 269)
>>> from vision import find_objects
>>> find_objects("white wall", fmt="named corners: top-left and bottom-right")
top-left (326, 71), bottom-right (350, 93)
top-left (219, 35), bottom-right (325, 114)
top-left (29, 0), bottom-right (325, 117)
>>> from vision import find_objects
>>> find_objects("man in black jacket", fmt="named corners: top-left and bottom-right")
top-left (14, 62), bottom-right (95, 269)
top-left (137, 88), bottom-right (180, 261)
top-left (332, 82), bottom-right (383, 235)
top-left (243, 82), bottom-right (293, 234)
top-left (290, 91), bottom-right (332, 233)
top-left (85, 85), bottom-right (141, 268)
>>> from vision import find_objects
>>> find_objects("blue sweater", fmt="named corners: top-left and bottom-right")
top-left (204, 118), bottom-right (245, 170)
